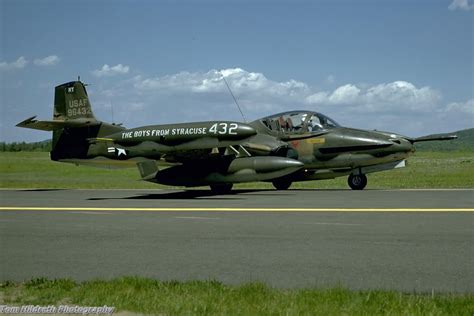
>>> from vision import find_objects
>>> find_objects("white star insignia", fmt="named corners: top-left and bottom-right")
top-left (116, 148), bottom-right (127, 156)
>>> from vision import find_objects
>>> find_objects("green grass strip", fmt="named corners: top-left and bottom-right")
top-left (1, 277), bottom-right (473, 315)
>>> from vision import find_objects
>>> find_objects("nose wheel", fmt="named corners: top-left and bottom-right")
top-left (348, 174), bottom-right (367, 190)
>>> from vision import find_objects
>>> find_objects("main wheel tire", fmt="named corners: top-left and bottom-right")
top-left (272, 179), bottom-right (292, 190)
top-left (348, 174), bottom-right (367, 190)
top-left (210, 183), bottom-right (233, 194)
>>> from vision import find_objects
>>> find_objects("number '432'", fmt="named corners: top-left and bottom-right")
top-left (209, 123), bottom-right (238, 135)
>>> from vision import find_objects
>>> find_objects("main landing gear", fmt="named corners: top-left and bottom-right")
top-left (272, 178), bottom-right (292, 190)
top-left (210, 183), bottom-right (233, 194)
top-left (348, 174), bottom-right (367, 190)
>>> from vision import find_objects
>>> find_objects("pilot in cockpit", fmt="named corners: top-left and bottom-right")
top-left (308, 116), bottom-right (323, 132)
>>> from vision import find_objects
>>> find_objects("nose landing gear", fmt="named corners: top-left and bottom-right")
top-left (348, 174), bottom-right (367, 190)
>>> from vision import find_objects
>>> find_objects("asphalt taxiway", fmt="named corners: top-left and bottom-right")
top-left (0, 189), bottom-right (473, 292)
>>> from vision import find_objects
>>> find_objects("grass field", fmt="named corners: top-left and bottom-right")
top-left (1, 151), bottom-right (473, 189)
top-left (1, 277), bottom-right (473, 315)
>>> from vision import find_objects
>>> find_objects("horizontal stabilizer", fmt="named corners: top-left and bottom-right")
top-left (412, 133), bottom-right (458, 143)
top-left (16, 116), bottom-right (100, 131)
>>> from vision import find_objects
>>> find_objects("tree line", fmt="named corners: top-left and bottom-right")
top-left (0, 140), bottom-right (52, 152)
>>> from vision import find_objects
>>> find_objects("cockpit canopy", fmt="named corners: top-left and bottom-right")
top-left (259, 111), bottom-right (340, 134)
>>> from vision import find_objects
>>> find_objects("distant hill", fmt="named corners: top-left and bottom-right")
top-left (415, 128), bottom-right (474, 152)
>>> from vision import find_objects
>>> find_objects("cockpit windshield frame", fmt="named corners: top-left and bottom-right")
top-left (260, 111), bottom-right (340, 135)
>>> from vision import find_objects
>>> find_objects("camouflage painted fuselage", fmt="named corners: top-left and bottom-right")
top-left (17, 81), bottom-right (455, 190)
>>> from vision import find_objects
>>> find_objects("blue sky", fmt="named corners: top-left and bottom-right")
top-left (1, 0), bottom-right (473, 142)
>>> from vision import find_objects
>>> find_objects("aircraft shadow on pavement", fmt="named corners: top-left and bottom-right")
top-left (20, 189), bottom-right (67, 192)
top-left (87, 189), bottom-right (290, 200)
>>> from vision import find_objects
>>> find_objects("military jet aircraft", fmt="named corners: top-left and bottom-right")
top-left (17, 80), bottom-right (456, 192)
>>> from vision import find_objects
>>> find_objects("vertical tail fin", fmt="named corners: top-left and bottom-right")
top-left (53, 81), bottom-right (95, 120)
top-left (51, 80), bottom-right (98, 160)
top-left (17, 79), bottom-right (125, 161)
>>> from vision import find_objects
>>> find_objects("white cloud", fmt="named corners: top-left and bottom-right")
top-left (34, 55), bottom-right (60, 66)
top-left (448, 0), bottom-right (473, 10)
top-left (445, 98), bottom-right (474, 114)
top-left (92, 64), bottom-right (130, 77)
top-left (0, 56), bottom-right (28, 70)
top-left (305, 91), bottom-right (328, 104)
top-left (134, 69), bottom-right (440, 115)
top-left (135, 71), bottom-right (205, 91)
top-left (0, 55), bottom-right (60, 70)
top-left (329, 84), bottom-right (361, 104)
top-left (134, 68), bottom-right (309, 100)
top-left (91, 67), bottom-right (471, 137)
top-left (306, 80), bottom-right (441, 113)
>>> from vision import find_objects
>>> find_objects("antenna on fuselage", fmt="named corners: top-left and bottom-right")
top-left (108, 100), bottom-right (122, 126)
top-left (222, 75), bottom-right (247, 123)
top-left (109, 100), bottom-right (115, 125)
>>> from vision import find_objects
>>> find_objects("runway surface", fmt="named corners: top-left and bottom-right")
top-left (1, 189), bottom-right (473, 292)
